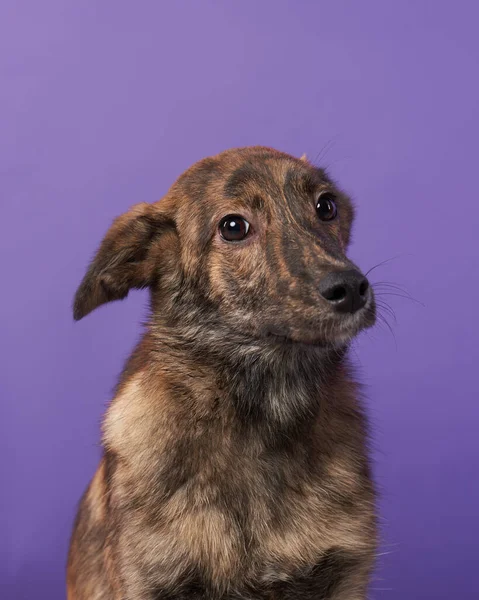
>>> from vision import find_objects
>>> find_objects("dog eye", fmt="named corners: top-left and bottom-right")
top-left (219, 215), bottom-right (251, 242)
top-left (316, 193), bottom-right (338, 221)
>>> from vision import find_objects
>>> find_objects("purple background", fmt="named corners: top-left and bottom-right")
top-left (2, 1), bottom-right (478, 598)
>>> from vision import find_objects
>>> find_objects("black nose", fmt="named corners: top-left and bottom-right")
top-left (319, 270), bottom-right (370, 314)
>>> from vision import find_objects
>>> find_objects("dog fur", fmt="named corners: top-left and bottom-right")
top-left (67, 146), bottom-right (377, 599)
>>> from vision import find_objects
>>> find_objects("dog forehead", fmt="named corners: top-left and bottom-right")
top-left (174, 147), bottom-right (323, 211)
top-left (218, 148), bottom-right (318, 194)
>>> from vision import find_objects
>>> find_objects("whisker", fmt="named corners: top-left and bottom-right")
top-left (375, 300), bottom-right (398, 323)
top-left (321, 154), bottom-right (353, 171)
top-left (375, 296), bottom-right (397, 313)
top-left (374, 290), bottom-right (425, 307)
top-left (372, 279), bottom-right (424, 307)
top-left (349, 341), bottom-right (363, 366)
top-left (372, 281), bottom-right (411, 293)
top-left (365, 255), bottom-right (409, 277)
top-left (375, 312), bottom-right (398, 350)
top-left (312, 136), bottom-right (338, 166)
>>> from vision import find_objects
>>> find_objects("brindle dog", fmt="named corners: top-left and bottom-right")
top-left (67, 146), bottom-right (378, 599)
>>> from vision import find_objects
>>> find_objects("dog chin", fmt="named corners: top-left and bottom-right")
top-left (324, 311), bottom-right (376, 347)
top-left (247, 307), bottom-right (375, 350)
top-left (272, 311), bottom-right (375, 349)
top-left (260, 330), bottom-right (356, 350)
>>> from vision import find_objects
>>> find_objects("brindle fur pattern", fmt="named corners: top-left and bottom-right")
top-left (68, 147), bottom-right (377, 599)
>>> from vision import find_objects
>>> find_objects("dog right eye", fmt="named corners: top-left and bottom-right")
top-left (219, 215), bottom-right (251, 242)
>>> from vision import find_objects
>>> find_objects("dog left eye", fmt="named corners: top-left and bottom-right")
top-left (219, 215), bottom-right (251, 242)
top-left (316, 193), bottom-right (338, 221)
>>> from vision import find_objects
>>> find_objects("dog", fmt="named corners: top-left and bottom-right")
top-left (67, 146), bottom-right (377, 599)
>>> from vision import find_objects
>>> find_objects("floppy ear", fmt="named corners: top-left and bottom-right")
top-left (73, 202), bottom-right (174, 321)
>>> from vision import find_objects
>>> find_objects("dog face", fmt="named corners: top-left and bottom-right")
top-left (74, 146), bottom-right (375, 348)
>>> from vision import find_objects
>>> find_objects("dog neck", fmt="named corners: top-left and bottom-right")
top-left (147, 314), bottom-right (350, 442)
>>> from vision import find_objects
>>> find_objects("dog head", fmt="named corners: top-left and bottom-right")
top-left (74, 147), bottom-right (375, 349)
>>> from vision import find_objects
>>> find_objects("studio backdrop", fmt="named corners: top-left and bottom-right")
top-left (1, 2), bottom-right (478, 599)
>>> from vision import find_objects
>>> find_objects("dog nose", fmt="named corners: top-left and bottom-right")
top-left (319, 270), bottom-right (370, 314)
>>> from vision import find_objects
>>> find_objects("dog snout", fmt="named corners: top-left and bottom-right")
top-left (319, 270), bottom-right (370, 314)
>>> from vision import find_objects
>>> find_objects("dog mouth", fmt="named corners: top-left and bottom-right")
top-left (260, 303), bottom-right (376, 349)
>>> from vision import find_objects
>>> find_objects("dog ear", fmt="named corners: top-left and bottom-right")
top-left (73, 203), bottom-right (175, 321)
top-left (300, 153), bottom-right (308, 163)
